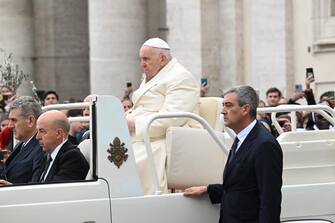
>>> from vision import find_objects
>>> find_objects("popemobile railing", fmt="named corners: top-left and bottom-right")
top-left (257, 104), bottom-right (335, 135)
top-left (143, 112), bottom-right (230, 195)
top-left (143, 104), bottom-right (335, 195)
top-left (42, 102), bottom-right (90, 123)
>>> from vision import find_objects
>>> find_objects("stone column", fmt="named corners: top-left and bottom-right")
top-left (166, 0), bottom-right (202, 80)
top-left (246, 0), bottom-right (290, 100)
top-left (0, 0), bottom-right (35, 96)
top-left (33, 0), bottom-right (89, 102)
top-left (147, 0), bottom-right (168, 39)
top-left (89, 0), bottom-right (146, 99)
top-left (201, 0), bottom-right (221, 96)
top-left (218, 0), bottom-right (244, 93)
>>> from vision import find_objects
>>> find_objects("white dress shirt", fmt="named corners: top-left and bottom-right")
top-left (42, 139), bottom-right (67, 181)
top-left (235, 120), bottom-right (257, 153)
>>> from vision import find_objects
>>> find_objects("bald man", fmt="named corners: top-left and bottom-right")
top-left (35, 110), bottom-right (89, 183)
top-left (126, 38), bottom-right (199, 194)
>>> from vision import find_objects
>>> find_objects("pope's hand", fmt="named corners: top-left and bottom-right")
top-left (127, 116), bottom-right (135, 132)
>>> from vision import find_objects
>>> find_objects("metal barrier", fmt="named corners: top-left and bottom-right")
top-left (42, 102), bottom-right (90, 111)
top-left (42, 102), bottom-right (91, 123)
top-left (257, 104), bottom-right (335, 135)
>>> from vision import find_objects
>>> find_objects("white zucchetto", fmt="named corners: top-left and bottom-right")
top-left (142, 37), bottom-right (170, 50)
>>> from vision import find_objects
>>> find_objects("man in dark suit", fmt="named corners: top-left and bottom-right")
top-left (35, 110), bottom-right (89, 183)
top-left (0, 96), bottom-right (44, 185)
top-left (184, 85), bottom-right (283, 223)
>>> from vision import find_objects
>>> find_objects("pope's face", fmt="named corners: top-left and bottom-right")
top-left (139, 46), bottom-right (164, 81)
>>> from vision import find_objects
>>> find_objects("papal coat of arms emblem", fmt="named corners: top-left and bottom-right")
top-left (107, 137), bottom-right (128, 168)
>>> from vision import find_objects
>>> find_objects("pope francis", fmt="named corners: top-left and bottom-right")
top-left (126, 37), bottom-right (200, 194)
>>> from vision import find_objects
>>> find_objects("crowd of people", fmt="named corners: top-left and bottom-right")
top-left (257, 75), bottom-right (334, 136)
top-left (0, 37), bottom-right (333, 222)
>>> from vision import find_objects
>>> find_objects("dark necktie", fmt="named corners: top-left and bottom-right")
top-left (39, 155), bottom-right (52, 182)
top-left (14, 143), bottom-right (24, 156)
top-left (228, 137), bottom-right (239, 164)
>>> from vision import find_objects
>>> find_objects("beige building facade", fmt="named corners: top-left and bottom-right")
top-left (0, 0), bottom-right (333, 102)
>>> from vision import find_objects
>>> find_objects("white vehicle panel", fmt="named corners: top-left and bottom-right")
top-left (112, 193), bottom-right (219, 223)
top-left (0, 180), bottom-right (111, 223)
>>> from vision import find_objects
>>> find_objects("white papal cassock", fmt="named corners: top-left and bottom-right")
top-left (127, 58), bottom-right (200, 194)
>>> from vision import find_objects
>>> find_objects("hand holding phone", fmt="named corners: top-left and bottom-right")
top-left (306, 68), bottom-right (315, 82)
top-left (295, 84), bottom-right (303, 92)
top-left (201, 78), bottom-right (208, 87)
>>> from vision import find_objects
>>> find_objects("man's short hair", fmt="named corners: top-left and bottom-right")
top-left (266, 87), bottom-right (282, 98)
top-left (10, 96), bottom-right (42, 119)
top-left (320, 90), bottom-right (335, 100)
top-left (67, 109), bottom-right (82, 118)
top-left (43, 90), bottom-right (59, 101)
top-left (224, 85), bottom-right (259, 119)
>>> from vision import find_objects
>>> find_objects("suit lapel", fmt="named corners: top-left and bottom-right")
top-left (44, 141), bottom-right (71, 182)
top-left (5, 142), bottom-right (23, 170)
top-left (5, 136), bottom-right (39, 175)
top-left (16, 137), bottom-right (38, 161)
top-left (223, 122), bottom-right (261, 183)
top-left (131, 58), bottom-right (177, 107)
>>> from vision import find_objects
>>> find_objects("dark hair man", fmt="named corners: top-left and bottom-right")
top-left (0, 96), bottom-right (44, 185)
top-left (184, 85), bottom-right (283, 223)
top-left (266, 87), bottom-right (282, 107)
top-left (43, 91), bottom-right (59, 106)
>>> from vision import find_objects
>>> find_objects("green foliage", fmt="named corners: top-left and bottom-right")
top-left (0, 49), bottom-right (29, 92)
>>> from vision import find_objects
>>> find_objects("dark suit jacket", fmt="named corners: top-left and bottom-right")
top-left (207, 121), bottom-right (283, 223)
top-left (1, 136), bottom-right (44, 184)
top-left (36, 140), bottom-right (89, 182)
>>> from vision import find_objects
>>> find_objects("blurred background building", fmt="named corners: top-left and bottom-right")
top-left (0, 0), bottom-right (334, 102)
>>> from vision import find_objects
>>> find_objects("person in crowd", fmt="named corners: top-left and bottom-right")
top-left (306, 99), bottom-right (334, 130)
top-left (34, 110), bottom-right (89, 183)
top-left (66, 109), bottom-right (85, 146)
top-left (263, 87), bottom-right (284, 128)
top-left (122, 98), bottom-right (133, 112)
top-left (184, 85), bottom-right (283, 223)
top-left (320, 90), bottom-right (335, 108)
top-left (275, 114), bottom-right (292, 136)
top-left (123, 82), bottom-right (133, 100)
top-left (0, 96), bottom-right (44, 185)
top-left (76, 94), bottom-right (96, 143)
top-left (200, 84), bottom-right (209, 97)
top-left (0, 112), bottom-right (9, 132)
top-left (43, 90), bottom-right (59, 106)
top-left (0, 112), bottom-right (12, 171)
top-left (287, 75), bottom-right (316, 105)
top-left (0, 85), bottom-right (15, 112)
top-left (266, 87), bottom-right (282, 107)
top-left (257, 100), bottom-right (271, 132)
top-left (278, 96), bottom-right (289, 105)
top-left (126, 37), bottom-right (199, 194)
top-left (0, 125), bottom-right (12, 166)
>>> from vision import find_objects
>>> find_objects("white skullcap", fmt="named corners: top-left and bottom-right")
top-left (142, 37), bottom-right (170, 50)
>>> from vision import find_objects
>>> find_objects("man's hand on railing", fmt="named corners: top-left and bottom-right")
top-left (184, 186), bottom-right (207, 197)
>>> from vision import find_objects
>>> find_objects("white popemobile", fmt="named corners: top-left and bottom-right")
top-left (0, 95), bottom-right (334, 223)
